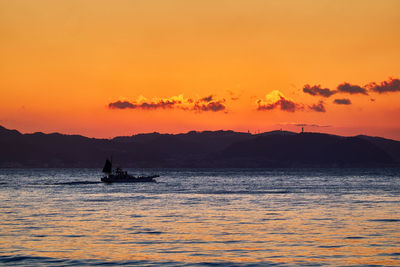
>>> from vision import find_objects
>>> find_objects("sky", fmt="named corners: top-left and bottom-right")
top-left (1, 0), bottom-right (400, 139)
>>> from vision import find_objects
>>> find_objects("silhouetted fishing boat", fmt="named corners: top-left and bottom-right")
top-left (101, 158), bottom-right (158, 183)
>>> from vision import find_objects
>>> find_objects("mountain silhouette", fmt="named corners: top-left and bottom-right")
top-left (219, 133), bottom-right (394, 167)
top-left (0, 125), bottom-right (398, 168)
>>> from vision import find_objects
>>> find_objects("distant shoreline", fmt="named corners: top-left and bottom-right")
top-left (1, 125), bottom-right (400, 168)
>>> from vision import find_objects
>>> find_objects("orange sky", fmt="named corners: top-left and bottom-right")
top-left (1, 0), bottom-right (400, 139)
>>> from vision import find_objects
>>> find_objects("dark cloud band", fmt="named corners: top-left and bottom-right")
top-left (308, 101), bottom-right (326, 112)
top-left (108, 95), bottom-right (226, 112)
top-left (303, 77), bottom-right (400, 100)
top-left (108, 101), bottom-right (136, 109)
top-left (333, 98), bottom-right (351, 105)
top-left (337, 83), bottom-right (368, 95)
top-left (303, 85), bottom-right (336, 98)
top-left (368, 78), bottom-right (400, 93)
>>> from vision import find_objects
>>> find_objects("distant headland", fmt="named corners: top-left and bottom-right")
top-left (1, 125), bottom-right (399, 168)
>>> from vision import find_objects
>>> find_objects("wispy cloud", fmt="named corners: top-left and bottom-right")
top-left (278, 122), bottom-right (331, 128)
top-left (226, 90), bottom-right (241, 101)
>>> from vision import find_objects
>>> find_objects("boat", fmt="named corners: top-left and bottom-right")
top-left (101, 158), bottom-right (159, 183)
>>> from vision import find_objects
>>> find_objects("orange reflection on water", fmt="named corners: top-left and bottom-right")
top-left (1, 192), bottom-right (399, 265)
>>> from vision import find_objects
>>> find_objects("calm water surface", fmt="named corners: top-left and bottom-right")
top-left (0, 168), bottom-right (399, 266)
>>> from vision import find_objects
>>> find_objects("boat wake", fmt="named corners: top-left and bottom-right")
top-left (51, 181), bottom-right (102, 185)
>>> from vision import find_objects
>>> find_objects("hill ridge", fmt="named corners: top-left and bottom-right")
top-left (1, 125), bottom-right (399, 168)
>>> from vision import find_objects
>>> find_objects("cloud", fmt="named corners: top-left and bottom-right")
top-left (137, 100), bottom-right (178, 109)
top-left (333, 98), bottom-right (352, 105)
top-left (193, 100), bottom-right (226, 112)
top-left (302, 77), bottom-right (400, 99)
top-left (108, 94), bottom-right (226, 112)
top-left (109, 95), bottom-right (184, 110)
top-left (108, 101), bottom-right (136, 109)
top-left (193, 95), bottom-right (227, 112)
top-left (308, 101), bottom-right (326, 112)
top-left (303, 84), bottom-right (336, 97)
top-left (199, 95), bottom-right (213, 102)
top-left (367, 78), bottom-right (400, 93)
top-left (337, 82), bottom-right (368, 95)
top-left (257, 90), bottom-right (302, 112)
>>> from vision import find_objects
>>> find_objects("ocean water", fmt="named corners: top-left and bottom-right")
top-left (0, 168), bottom-right (399, 266)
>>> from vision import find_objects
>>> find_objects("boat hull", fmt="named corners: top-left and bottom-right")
top-left (101, 175), bottom-right (158, 183)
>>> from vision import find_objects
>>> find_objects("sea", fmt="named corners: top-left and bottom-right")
top-left (0, 168), bottom-right (399, 266)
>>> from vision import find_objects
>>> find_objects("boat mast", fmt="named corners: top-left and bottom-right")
top-left (111, 155), bottom-right (113, 173)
